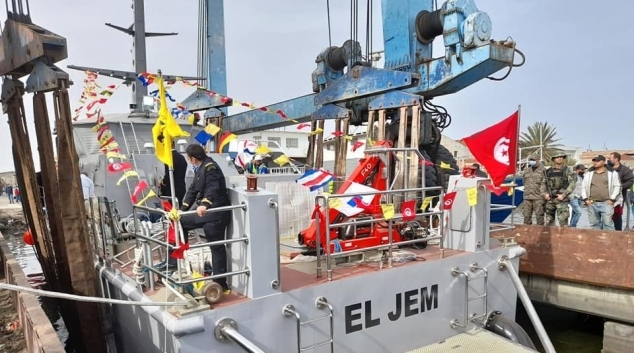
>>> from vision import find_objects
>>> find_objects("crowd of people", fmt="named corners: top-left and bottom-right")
top-left (522, 152), bottom-right (634, 230)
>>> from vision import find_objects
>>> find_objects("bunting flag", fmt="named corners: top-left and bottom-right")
top-left (107, 162), bottom-right (133, 173)
top-left (131, 180), bottom-right (148, 203)
top-left (233, 140), bottom-right (258, 168)
top-left (194, 130), bottom-right (213, 145)
top-left (273, 154), bottom-right (290, 166)
top-left (442, 191), bottom-right (457, 210)
top-left (255, 144), bottom-right (271, 155)
top-left (309, 128), bottom-right (324, 136)
top-left (297, 123), bottom-right (311, 130)
top-left (204, 124), bottom-right (221, 135)
top-left (135, 190), bottom-right (157, 206)
top-left (381, 204), bottom-right (395, 220)
top-left (352, 140), bottom-right (365, 152)
top-left (151, 75), bottom-right (191, 167)
top-left (137, 72), bottom-right (291, 122)
top-left (401, 200), bottom-right (417, 221)
top-left (296, 169), bottom-right (335, 192)
top-left (73, 72), bottom-right (122, 121)
top-left (117, 170), bottom-right (139, 186)
top-left (217, 131), bottom-right (237, 153)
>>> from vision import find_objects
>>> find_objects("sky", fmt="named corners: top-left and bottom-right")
top-left (0, 0), bottom-right (632, 172)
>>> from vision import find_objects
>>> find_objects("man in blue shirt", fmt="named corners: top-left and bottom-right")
top-left (245, 155), bottom-right (269, 174)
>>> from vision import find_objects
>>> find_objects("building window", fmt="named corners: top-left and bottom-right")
top-left (253, 135), bottom-right (262, 141)
top-left (453, 151), bottom-right (458, 157)
top-left (268, 137), bottom-right (281, 148)
top-left (286, 138), bottom-right (299, 148)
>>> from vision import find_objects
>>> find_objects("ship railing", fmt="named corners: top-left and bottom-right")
top-left (269, 166), bottom-right (304, 174)
top-left (314, 146), bottom-right (446, 281)
top-left (489, 181), bottom-right (519, 233)
top-left (131, 202), bottom-right (249, 292)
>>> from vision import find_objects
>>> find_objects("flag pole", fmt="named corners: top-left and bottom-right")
top-left (511, 104), bottom-right (521, 225)
top-left (159, 69), bottom-right (184, 286)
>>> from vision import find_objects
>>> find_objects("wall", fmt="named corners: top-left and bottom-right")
top-left (0, 234), bottom-right (66, 353)
top-left (229, 131), bottom-right (310, 158)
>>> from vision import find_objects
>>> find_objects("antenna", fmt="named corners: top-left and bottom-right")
top-left (67, 0), bottom-right (204, 117)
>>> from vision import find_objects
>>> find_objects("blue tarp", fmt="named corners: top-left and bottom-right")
top-left (490, 176), bottom-right (524, 223)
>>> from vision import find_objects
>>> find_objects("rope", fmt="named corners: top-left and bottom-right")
top-left (132, 247), bottom-right (146, 286)
top-left (0, 282), bottom-right (188, 307)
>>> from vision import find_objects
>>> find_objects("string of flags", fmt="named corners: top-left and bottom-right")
top-left (74, 71), bottom-right (157, 206)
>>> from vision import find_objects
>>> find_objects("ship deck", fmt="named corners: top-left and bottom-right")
top-left (111, 240), bottom-right (463, 313)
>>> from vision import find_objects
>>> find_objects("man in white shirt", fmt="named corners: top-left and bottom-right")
top-left (80, 172), bottom-right (101, 244)
top-left (80, 173), bottom-right (95, 200)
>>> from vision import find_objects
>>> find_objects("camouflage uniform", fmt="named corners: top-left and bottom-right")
top-left (522, 163), bottom-right (547, 225)
top-left (542, 165), bottom-right (576, 226)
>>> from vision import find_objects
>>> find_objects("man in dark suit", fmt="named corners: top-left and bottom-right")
top-left (160, 144), bottom-right (188, 207)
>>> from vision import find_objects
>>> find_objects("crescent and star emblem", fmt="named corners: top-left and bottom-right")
top-left (493, 137), bottom-right (511, 166)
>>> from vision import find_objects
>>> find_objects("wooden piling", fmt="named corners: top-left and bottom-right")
top-left (54, 85), bottom-right (107, 353)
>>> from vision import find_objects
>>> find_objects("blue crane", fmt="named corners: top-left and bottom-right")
top-left (183, 0), bottom-right (524, 188)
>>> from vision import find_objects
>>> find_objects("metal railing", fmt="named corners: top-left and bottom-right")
top-left (269, 166), bottom-right (305, 174)
top-left (499, 257), bottom-right (555, 353)
top-left (489, 181), bottom-right (519, 233)
top-left (214, 318), bottom-right (267, 353)
top-left (314, 147), bottom-right (446, 281)
top-left (131, 202), bottom-right (249, 291)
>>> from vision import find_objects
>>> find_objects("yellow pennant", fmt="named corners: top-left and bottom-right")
top-left (508, 187), bottom-right (514, 196)
top-left (107, 151), bottom-right (127, 160)
top-left (440, 161), bottom-right (453, 170)
top-left (344, 135), bottom-right (353, 141)
top-left (135, 190), bottom-right (156, 206)
top-left (273, 154), bottom-right (290, 166)
top-left (367, 138), bottom-right (376, 147)
top-left (421, 196), bottom-right (435, 211)
top-left (328, 198), bottom-right (342, 209)
top-left (381, 204), bottom-right (395, 220)
top-left (466, 187), bottom-right (478, 206)
top-left (117, 170), bottom-right (138, 185)
top-left (309, 128), bottom-right (324, 136)
top-left (191, 271), bottom-right (205, 292)
top-left (204, 124), bottom-right (221, 135)
top-left (256, 145), bottom-right (271, 155)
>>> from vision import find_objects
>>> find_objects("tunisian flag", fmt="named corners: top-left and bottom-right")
top-left (462, 111), bottom-right (519, 187)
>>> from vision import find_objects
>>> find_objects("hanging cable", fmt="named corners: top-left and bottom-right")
top-left (326, 0), bottom-right (332, 47)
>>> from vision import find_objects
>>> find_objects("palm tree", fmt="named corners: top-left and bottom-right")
top-left (519, 122), bottom-right (566, 166)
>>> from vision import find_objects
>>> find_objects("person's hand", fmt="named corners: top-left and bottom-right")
top-left (544, 194), bottom-right (550, 201)
top-left (585, 200), bottom-right (591, 206)
top-left (196, 205), bottom-right (207, 217)
top-left (607, 200), bottom-right (614, 206)
top-left (557, 194), bottom-right (564, 201)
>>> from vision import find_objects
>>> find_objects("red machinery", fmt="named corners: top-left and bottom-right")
top-left (298, 140), bottom-right (428, 253)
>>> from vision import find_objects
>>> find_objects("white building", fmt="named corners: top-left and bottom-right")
top-left (228, 130), bottom-right (310, 159)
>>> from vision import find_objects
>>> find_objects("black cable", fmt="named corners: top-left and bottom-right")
top-left (422, 100), bottom-right (452, 131)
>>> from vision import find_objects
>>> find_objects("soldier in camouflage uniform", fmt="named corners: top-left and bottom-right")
top-left (542, 152), bottom-right (576, 226)
top-left (522, 157), bottom-right (547, 225)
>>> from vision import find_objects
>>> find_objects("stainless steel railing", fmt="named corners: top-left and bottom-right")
top-left (131, 202), bottom-right (249, 290)
top-left (314, 146), bottom-right (446, 281)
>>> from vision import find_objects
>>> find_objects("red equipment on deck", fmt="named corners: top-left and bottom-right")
top-left (298, 140), bottom-right (427, 253)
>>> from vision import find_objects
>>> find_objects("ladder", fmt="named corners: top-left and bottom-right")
top-left (450, 263), bottom-right (489, 328)
top-left (119, 121), bottom-right (142, 155)
top-left (282, 297), bottom-right (334, 353)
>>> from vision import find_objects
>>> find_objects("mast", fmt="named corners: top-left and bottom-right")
top-left (67, 0), bottom-right (203, 117)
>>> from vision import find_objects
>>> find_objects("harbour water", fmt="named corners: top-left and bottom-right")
top-left (1, 204), bottom-right (615, 353)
